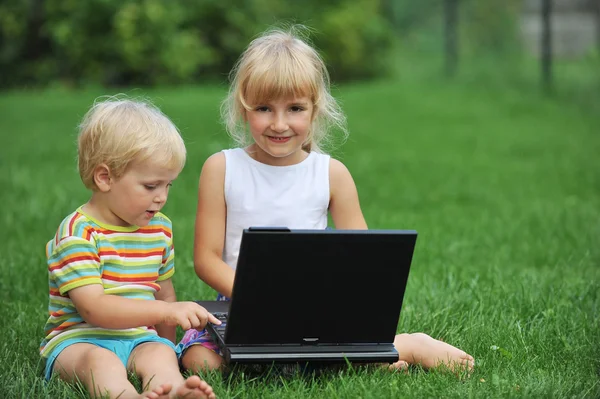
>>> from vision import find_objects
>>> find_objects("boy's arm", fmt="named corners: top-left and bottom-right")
top-left (155, 279), bottom-right (177, 343)
top-left (52, 237), bottom-right (219, 330)
top-left (193, 152), bottom-right (236, 298)
top-left (69, 284), bottom-right (169, 327)
top-left (68, 284), bottom-right (219, 329)
top-left (329, 158), bottom-right (369, 229)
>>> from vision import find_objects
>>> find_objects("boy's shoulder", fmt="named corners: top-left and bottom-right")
top-left (51, 209), bottom-right (173, 241)
top-left (146, 212), bottom-right (174, 237)
top-left (51, 208), bottom-right (96, 242)
top-left (148, 212), bottom-right (172, 228)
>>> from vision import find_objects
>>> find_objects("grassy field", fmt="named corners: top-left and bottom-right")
top-left (0, 68), bottom-right (599, 398)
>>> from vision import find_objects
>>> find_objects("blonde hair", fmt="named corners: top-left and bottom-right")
top-left (221, 25), bottom-right (348, 153)
top-left (78, 95), bottom-right (186, 190)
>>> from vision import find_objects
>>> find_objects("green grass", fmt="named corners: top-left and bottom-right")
top-left (1, 68), bottom-right (599, 398)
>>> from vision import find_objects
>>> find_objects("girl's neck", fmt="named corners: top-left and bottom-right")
top-left (245, 144), bottom-right (309, 166)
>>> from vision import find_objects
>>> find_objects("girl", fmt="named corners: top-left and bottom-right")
top-left (178, 26), bottom-right (475, 373)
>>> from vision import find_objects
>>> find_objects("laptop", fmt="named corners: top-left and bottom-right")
top-left (199, 227), bottom-right (417, 365)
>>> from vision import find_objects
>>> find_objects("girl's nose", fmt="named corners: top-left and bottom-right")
top-left (271, 114), bottom-right (288, 133)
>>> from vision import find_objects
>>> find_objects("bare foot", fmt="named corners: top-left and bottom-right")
top-left (389, 359), bottom-right (409, 371)
top-left (394, 333), bottom-right (475, 373)
top-left (140, 383), bottom-right (173, 399)
top-left (171, 375), bottom-right (215, 399)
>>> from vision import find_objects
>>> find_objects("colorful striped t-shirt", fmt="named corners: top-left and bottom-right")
top-left (40, 207), bottom-right (175, 358)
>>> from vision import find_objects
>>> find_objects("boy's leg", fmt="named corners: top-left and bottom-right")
top-left (52, 343), bottom-right (142, 399)
top-left (128, 342), bottom-right (215, 399)
top-left (181, 345), bottom-right (224, 372)
top-left (392, 333), bottom-right (475, 372)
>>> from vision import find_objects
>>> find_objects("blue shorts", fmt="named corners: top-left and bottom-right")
top-left (44, 335), bottom-right (178, 381)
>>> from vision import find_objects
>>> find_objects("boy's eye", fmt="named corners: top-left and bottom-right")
top-left (144, 185), bottom-right (157, 190)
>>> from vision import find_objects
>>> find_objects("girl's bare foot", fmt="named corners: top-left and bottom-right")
top-left (394, 333), bottom-right (475, 373)
top-left (389, 359), bottom-right (409, 371)
top-left (171, 375), bottom-right (215, 399)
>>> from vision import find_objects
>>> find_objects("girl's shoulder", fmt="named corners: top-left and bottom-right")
top-left (202, 150), bottom-right (227, 168)
top-left (328, 157), bottom-right (349, 175)
top-left (329, 157), bottom-right (356, 191)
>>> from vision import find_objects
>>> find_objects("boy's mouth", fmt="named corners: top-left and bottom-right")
top-left (146, 210), bottom-right (157, 217)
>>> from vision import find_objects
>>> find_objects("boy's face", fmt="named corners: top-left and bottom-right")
top-left (104, 160), bottom-right (180, 227)
top-left (245, 95), bottom-right (314, 165)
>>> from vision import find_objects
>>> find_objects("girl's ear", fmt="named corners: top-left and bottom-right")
top-left (93, 164), bottom-right (112, 192)
top-left (310, 104), bottom-right (318, 121)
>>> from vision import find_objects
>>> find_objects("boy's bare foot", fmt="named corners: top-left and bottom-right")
top-left (394, 333), bottom-right (475, 372)
top-left (140, 383), bottom-right (173, 398)
top-left (170, 375), bottom-right (215, 399)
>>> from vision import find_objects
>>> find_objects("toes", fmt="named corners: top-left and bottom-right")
top-left (389, 360), bottom-right (409, 373)
top-left (198, 380), bottom-right (210, 390)
top-left (161, 383), bottom-right (173, 395)
top-left (144, 393), bottom-right (158, 399)
top-left (183, 375), bottom-right (203, 390)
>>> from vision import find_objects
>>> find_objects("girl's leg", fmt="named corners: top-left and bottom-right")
top-left (128, 342), bottom-right (215, 399)
top-left (181, 345), bottom-right (224, 372)
top-left (392, 333), bottom-right (475, 372)
top-left (53, 343), bottom-right (169, 399)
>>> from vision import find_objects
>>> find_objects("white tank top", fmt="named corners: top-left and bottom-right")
top-left (222, 148), bottom-right (330, 269)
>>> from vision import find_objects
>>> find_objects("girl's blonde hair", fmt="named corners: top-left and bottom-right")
top-left (78, 95), bottom-right (186, 190)
top-left (221, 25), bottom-right (348, 153)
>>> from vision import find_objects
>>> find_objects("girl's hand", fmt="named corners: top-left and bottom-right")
top-left (162, 302), bottom-right (222, 330)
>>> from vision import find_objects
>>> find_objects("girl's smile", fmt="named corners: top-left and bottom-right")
top-left (245, 96), bottom-right (313, 166)
top-left (266, 136), bottom-right (292, 143)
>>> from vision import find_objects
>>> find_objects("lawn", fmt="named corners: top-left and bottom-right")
top-left (0, 69), bottom-right (599, 398)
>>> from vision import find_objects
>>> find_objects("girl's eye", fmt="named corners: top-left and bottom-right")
top-left (255, 106), bottom-right (270, 112)
top-left (290, 106), bottom-right (305, 112)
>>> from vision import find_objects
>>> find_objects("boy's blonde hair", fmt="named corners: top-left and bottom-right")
top-left (221, 25), bottom-right (348, 153)
top-left (78, 96), bottom-right (186, 190)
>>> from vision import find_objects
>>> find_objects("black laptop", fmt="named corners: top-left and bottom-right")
top-left (199, 227), bottom-right (417, 365)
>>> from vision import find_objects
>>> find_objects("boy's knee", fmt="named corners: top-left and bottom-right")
top-left (131, 341), bottom-right (177, 362)
top-left (79, 346), bottom-right (122, 370)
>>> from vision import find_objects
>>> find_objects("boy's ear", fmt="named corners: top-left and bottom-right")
top-left (93, 164), bottom-right (112, 192)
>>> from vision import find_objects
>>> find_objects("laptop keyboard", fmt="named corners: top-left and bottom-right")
top-left (211, 312), bottom-right (228, 337)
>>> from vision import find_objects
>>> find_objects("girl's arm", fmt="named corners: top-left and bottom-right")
top-left (194, 152), bottom-right (236, 298)
top-left (154, 279), bottom-right (177, 343)
top-left (329, 158), bottom-right (369, 229)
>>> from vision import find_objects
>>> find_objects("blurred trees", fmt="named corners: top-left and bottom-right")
top-left (2, 0), bottom-right (596, 90)
top-left (0, 0), bottom-right (394, 88)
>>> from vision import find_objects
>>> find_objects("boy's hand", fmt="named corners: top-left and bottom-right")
top-left (162, 302), bottom-right (222, 330)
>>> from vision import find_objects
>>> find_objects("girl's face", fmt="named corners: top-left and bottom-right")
top-left (245, 96), bottom-right (314, 166)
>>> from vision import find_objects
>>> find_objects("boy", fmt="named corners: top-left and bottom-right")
top-left (41, 96), bottom-right (219, 399)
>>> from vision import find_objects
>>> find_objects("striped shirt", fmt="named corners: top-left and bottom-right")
top-left (40, 207), bottom-right (175, 358)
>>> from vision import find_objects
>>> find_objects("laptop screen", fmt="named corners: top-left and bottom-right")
top-left (225, 229), bottom-right (417, 346)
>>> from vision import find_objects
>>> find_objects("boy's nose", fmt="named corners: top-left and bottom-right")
top-left (154, 190), bottom-right (168, 203)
